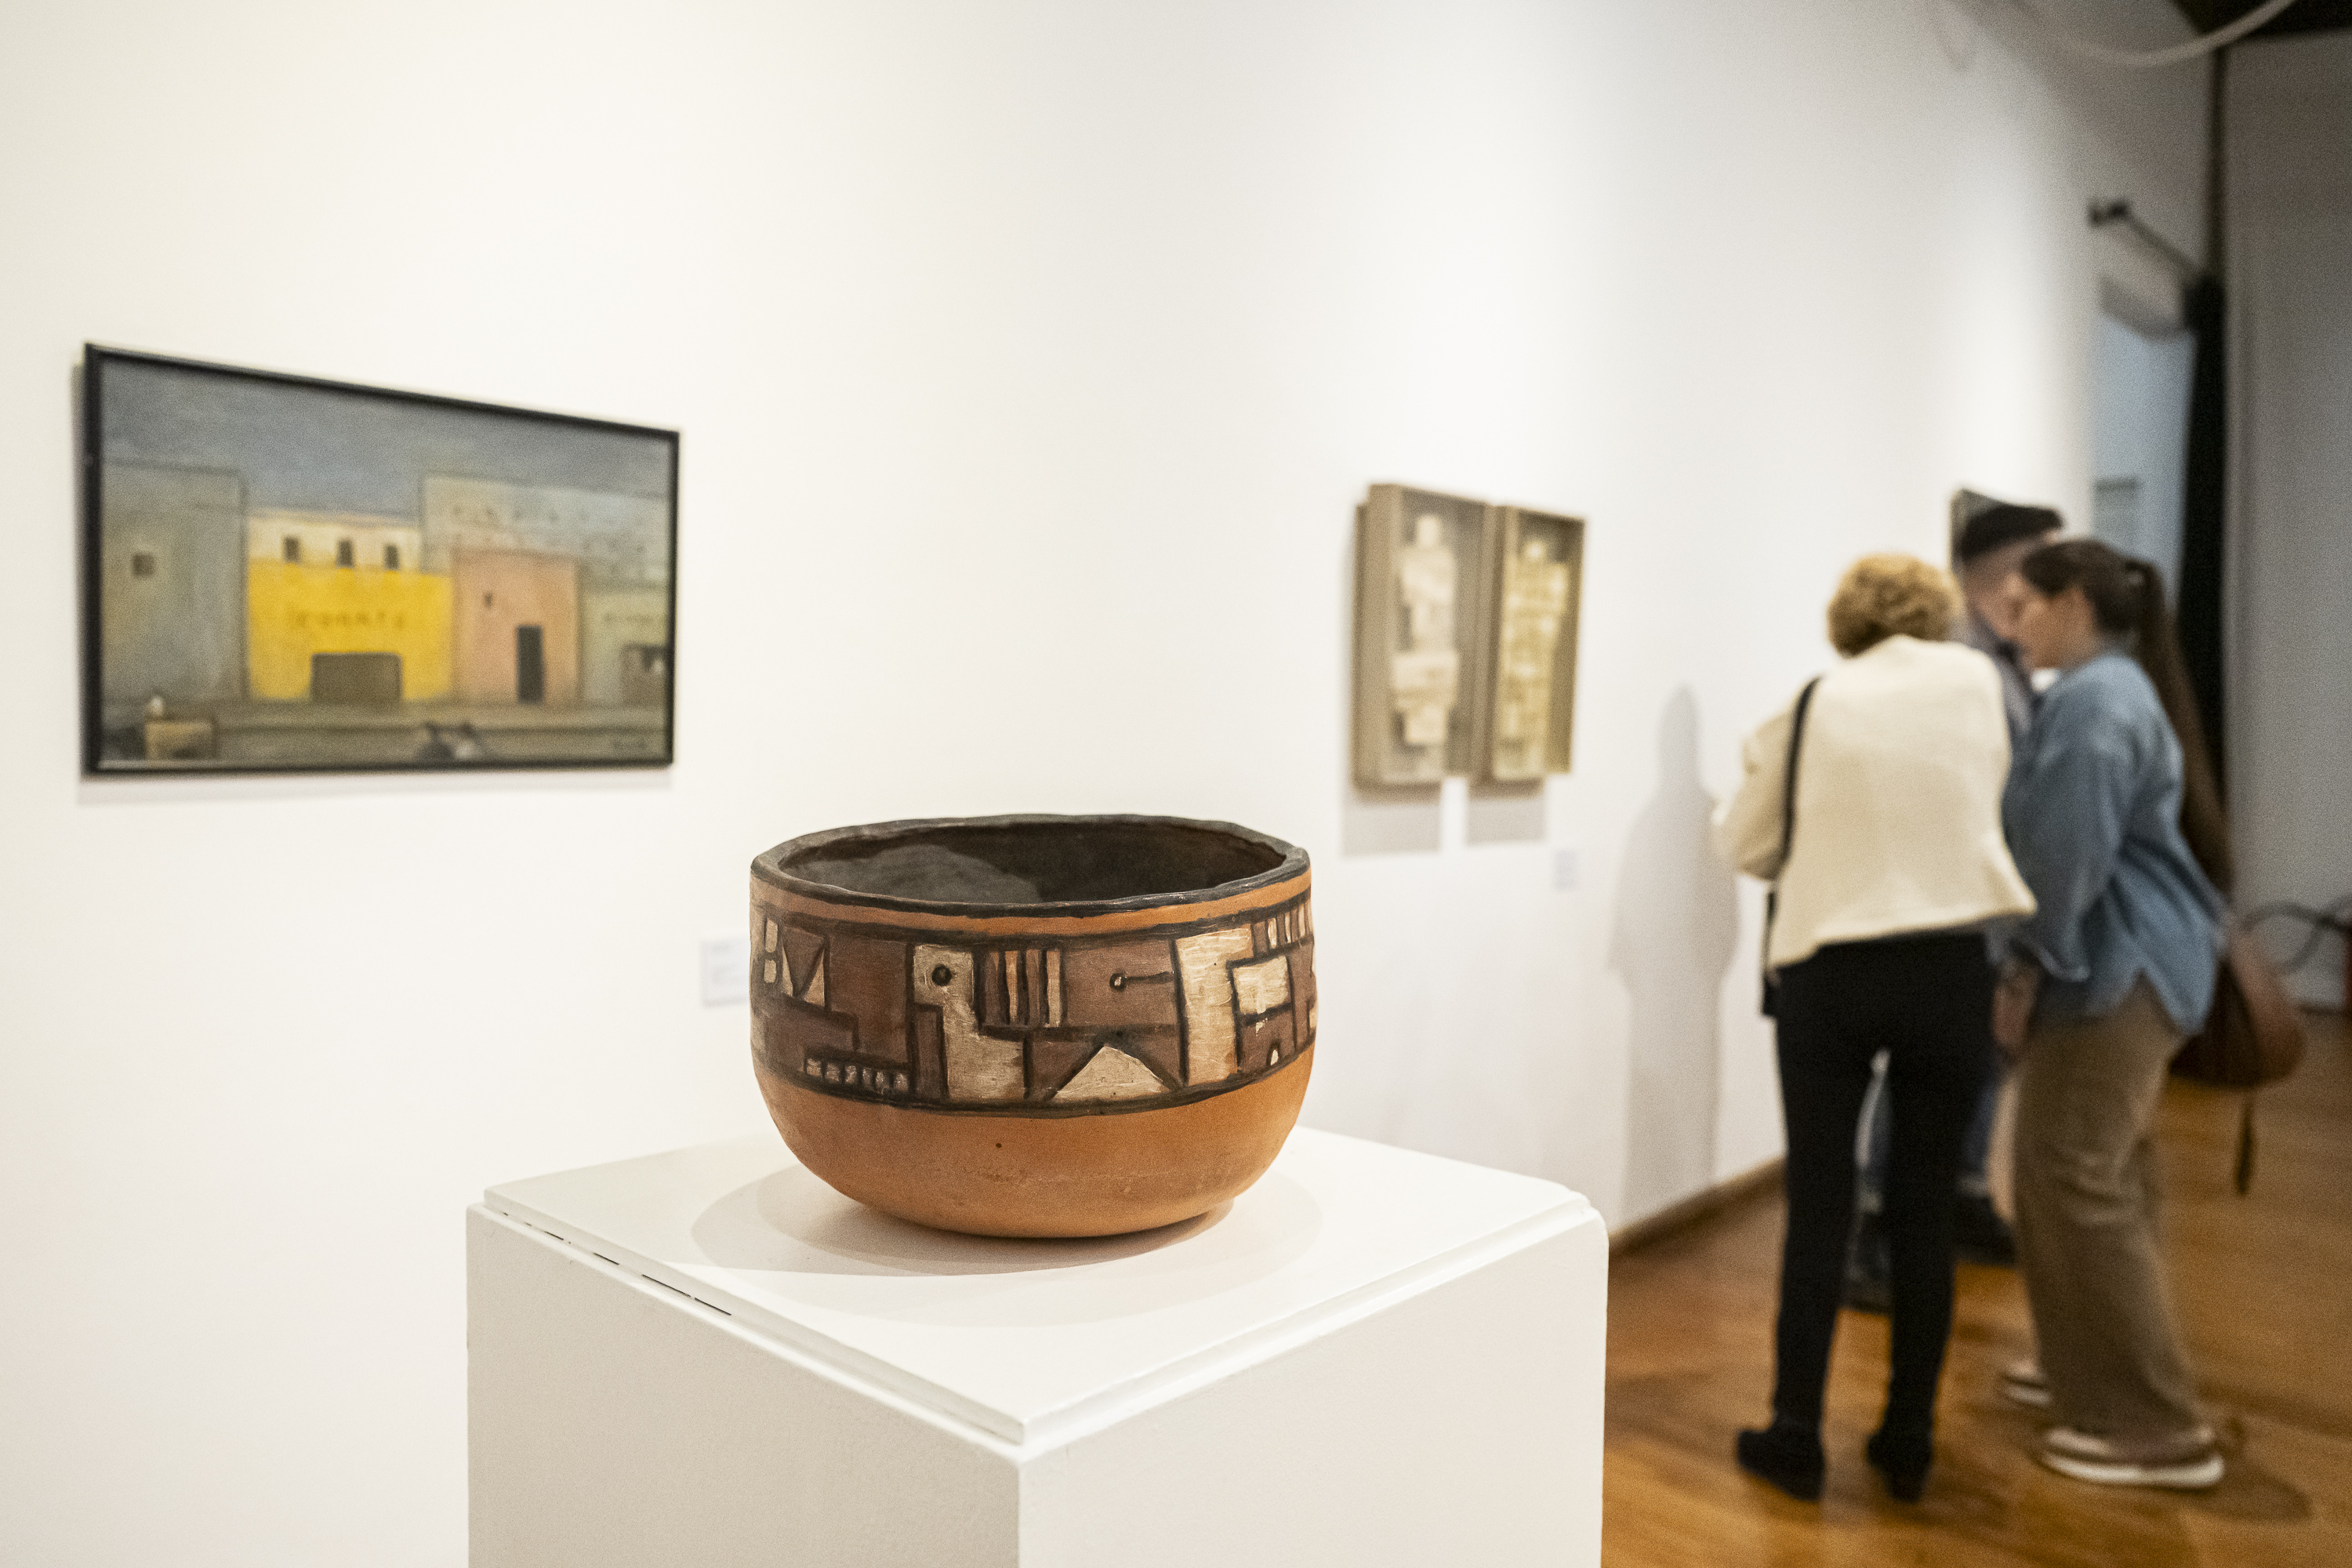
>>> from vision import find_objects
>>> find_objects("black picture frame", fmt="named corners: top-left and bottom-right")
top-left (80, 345), bottom-right (680, 775)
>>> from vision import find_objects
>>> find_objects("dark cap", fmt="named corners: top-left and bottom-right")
top-left (1957, 503), bottom-right (2063, 564)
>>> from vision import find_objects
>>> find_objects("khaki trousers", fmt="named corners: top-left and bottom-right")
top-left (2012, 982), bottom-right (2205, 1439)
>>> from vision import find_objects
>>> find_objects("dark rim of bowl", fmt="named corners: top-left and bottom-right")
top-left (752, 813), bottom-right (1309, 919)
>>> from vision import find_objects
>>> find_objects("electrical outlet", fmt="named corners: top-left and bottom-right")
top-left (1552, 846), bottom-right (1581, 892)
top-left (700, 933), bottom-right (750, 1007)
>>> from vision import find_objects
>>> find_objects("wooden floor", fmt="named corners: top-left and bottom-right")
top-left (1604, 1011), bottom-right (2352, 1567)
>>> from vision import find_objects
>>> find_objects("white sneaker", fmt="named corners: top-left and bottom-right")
top-left (2038, 1425), bottom-right (2223, 1490)
top-left (1999, 1358), bottom-right (2051, 1409)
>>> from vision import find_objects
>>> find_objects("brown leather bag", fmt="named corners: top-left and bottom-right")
top-left (2171, 930), bottom-right (2308, 1193)
top-left (2173, 931), bottom-right (2308, 1088)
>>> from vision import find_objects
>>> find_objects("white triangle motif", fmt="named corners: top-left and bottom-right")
top-left (1054, 1045), bottom-right (1165, 1102)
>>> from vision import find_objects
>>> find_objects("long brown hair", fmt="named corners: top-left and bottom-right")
top-left (2019, 539), bottom-right (2233, 891)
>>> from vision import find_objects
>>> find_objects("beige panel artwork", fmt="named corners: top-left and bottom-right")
top-left (1392, 514), bottom-right (1461, 750)
top-left (1490, 535), bottom-right (1573, 781)
top-left (1352, 485), bottom-right (1495, 786)
top-left (913, 946), bottom-right (1023, 1101)
top-left (1174, 927), bottom-right (1257, 1083)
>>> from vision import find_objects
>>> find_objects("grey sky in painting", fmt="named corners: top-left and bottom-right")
top-left (98, 358), bottom-right (674, 520)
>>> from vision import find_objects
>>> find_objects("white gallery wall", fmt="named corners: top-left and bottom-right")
top-left (0, 2), bottom-right (2206, 1563)
top-left (2228, 31), bottom-right (2352, 1009)
top-left (2092, 313), bottom-right (2194, 590)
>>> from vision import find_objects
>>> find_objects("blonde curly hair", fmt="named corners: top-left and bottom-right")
top-left (1825, 553), bottom-right (1963, 656)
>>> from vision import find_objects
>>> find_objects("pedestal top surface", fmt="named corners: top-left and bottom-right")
top-left (481, 1126), bottom-right (1592, 1446)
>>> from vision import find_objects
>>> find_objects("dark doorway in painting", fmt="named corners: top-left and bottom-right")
top-left (515, 626), bottom-right (546, 703)
top-left (311, 652), bottom-right (403, 703)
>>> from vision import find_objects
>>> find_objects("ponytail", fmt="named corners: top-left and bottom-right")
top-left (2020, 540), bottom-right (2235, 891)
top-left (2129, 560), bottom-right (2234, 892)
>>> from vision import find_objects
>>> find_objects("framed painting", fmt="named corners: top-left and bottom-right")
top-left (1472, 505), bottom-right (1584, 782)
top-left (80, 346), bottom-right (678, 774)
top-left (1351, 482), bottom-right (1497, 786)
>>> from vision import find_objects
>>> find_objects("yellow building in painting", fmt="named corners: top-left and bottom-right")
top-left (245, 513), bottom-right (452, 702)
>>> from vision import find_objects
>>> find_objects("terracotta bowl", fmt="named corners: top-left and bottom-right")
top-left (748, 814), bottom-right (1316, 1237)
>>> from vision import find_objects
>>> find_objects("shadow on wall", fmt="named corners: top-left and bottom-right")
top-left (1610, 687), bottom-right (1740, 1218)
top-left (1467, 783), bottom-right (1544, 844)
top-left (1341, 782), bottom-right (1443, 856)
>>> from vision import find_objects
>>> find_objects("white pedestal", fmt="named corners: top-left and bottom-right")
top-left (468, 1127), bottom-right (1606, 1567)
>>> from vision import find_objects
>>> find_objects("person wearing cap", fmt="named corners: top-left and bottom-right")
top-left (1844, 503), bottom-right (2062, 1310)
top-left (1958, 504), bottom-right (2068, 737)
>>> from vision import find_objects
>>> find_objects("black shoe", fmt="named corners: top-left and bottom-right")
top-left (1737, 1422), bottom-right (1826, 1501)
top-left (1844, 1212), bottom-right (1892, 1313)
top-left (1953, 1194), bottom-right (2016, 1266)
top-left (1866, 1427), bottom-right (1933, 1502)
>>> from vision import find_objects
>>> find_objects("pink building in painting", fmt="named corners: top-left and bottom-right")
top-left (452, 548), bottom-right (580, 705)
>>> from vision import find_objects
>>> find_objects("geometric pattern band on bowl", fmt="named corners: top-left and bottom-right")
top-left (750, 892), bottom-right (1316, 1118)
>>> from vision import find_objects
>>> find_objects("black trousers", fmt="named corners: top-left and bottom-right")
top-left (1768, 933), bottom-right (1994, 1437)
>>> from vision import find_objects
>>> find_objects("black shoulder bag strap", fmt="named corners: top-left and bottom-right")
top-left (1759, 676), bottom-right (1823, 1018)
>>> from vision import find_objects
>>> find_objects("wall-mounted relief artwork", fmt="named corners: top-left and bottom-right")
top-left (1352, 484), bottom-right (1585, 786)
top-left (1472, 506), bottom-right (1585, 782)
top-left (1351, 483), bottom-right (1496, 786)
top-left (80, 346), bottom-right (678, 774)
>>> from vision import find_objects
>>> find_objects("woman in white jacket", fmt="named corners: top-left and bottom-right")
top-left (1715, 554), bottom-right (2035, 1503)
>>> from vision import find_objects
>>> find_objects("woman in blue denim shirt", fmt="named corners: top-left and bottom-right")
top-left (1998, 539), bottom-right (2228, 1490)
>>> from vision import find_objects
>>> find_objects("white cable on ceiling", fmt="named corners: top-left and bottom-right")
top-left (2005, 0), bottom-right (2305, 67)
